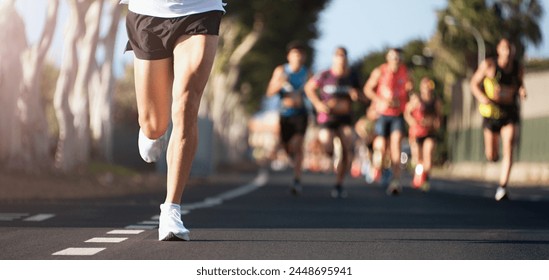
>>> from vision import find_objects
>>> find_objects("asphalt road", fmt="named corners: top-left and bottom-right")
top-left (1, 168), bottom-right (549, 260)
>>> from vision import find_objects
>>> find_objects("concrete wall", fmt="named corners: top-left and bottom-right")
top-left (445, 69), bottom-right (549, 185)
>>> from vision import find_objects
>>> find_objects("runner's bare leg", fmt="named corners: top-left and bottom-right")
top-left (166, 34), bottom-right (219, 204)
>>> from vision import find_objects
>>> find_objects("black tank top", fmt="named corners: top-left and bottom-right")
top-left (495, 58), bottom-right (521, 88)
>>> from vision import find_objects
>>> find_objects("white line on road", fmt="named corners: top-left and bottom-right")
top-left (125, 224), bottom-right (157, 230)
top-left (85, 237), bottom-right (127, 243)
top-left (0, 213), bottom-right (29, 221)
top-left (23, 214), bottom-right (55, 222)
top-left (52, 247), bottom-right (105, 256)
top-left (138, 220), bottom-right (159, 225)
top-left (107, 229), bottom-right (144, 235)
top-left (180, 169), bottom-right (269, 211)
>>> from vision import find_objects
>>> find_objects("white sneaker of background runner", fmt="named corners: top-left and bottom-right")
top-left (495, 186), bottom-right (508, 201)
top-left (138, 129), bottom-right (167, 163)
top-left (159, 203), bottom-right (190, 241)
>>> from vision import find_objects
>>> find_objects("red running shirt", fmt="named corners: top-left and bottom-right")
top-left (375, 64), bottom-right (409, 116)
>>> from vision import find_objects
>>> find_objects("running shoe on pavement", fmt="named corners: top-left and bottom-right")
top-left (495, 186), bottom-right (509, 201)
top-left (331, 185), bottom-right (348, 199)
top-left (290, 181), bottom-right (302, 196)
top-left (362, 160), bottom-right (375, 184)
top-left (159, 203), bottom-right (190, 241)
top-left (386, 179), bottom-right (402, 196)
top-left (412, 164), bottom-right (425, 189)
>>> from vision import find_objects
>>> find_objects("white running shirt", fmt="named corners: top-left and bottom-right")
top-left (120, 0), bottom-right (225, 18)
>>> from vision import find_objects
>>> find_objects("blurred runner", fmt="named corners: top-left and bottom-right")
top-left (470, 38), bottom-right (527, 201)
top-left (265, 41), bottom-right (311, 195)
top-left (353, 103), bottom-right (378, 183)
top-left (364, 48), bottom-right (412, 195)
top-left (404, 77), bottom-right (442, 192)
top-left (305, 47), bottom-right (361, 198)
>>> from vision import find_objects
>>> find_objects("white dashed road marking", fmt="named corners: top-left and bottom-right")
top-left (138, 220), bottom-right (159, 225)
top-left (125, 224), bottom-right (157, 230)
top-left (51, 170), bottom-right (268, 257)
top-left (52, 247), bottom-right (106, 256)
top-left (85, 237), bottom-right (128, 243)
top-left (23, 214), bottom-right (55, 222)
top-left (107, 230), bottom-right (144, 235)
top-left (0, 213), bottom-right (29, 221)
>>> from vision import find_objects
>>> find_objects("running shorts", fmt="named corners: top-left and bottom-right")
top-left (482, 104), bottom-right (519, 133)
top-left (125, 10), bottom-right (223, 60)
top-left (375, 114), bottom-right (405, 138)
top-left (318, 114), bottom-right (353, 130)
top-left (279, 114), bottom-right (308, 144)
top-left (482, 110), bottom-right (519, 133)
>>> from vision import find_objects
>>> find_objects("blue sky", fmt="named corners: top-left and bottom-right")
top-left (313, 0), bottom-right (549, 70)
top-left (12, 0), bottom-right (549, 74)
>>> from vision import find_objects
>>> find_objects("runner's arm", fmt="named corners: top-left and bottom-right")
top-left (518, 64), bottom-right (527, 101)
top-left (266, 65), bottom-right (286, 97)
top-left (404, 94), bottom-right (419, 127)
top-left (470, 60), bottom-right (492, 105)
top-left (304, 78), bottom-right (329, 113)
top-left (363, 67), bottom-right (381, 102)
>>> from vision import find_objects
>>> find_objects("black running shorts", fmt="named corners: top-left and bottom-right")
top-left (280, 114), bottom-right (309, 144)
top-left (482, 104), bottom-right (520, 133)
top-left (125, 10), bottom-right (223, 60)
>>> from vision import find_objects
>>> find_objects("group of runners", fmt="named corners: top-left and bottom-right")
top-left (265, 38), bottom-right (526, 201)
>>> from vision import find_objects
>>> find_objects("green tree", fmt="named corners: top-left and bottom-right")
top-left (226, 0), bottom-right (331, 113)
top-left (432, 0), bottom-right (544, 78)
top-left (200, 0), bottom-right (331, 163)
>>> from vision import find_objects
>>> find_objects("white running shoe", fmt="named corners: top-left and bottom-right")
top-left (159, 203), bottom-right (190, 241)
top-left (386, 179), bottom-right (402, 196)
top-left (495, 186), bottom-right (508, 201)
top-left (138, 129), bottom-right (167, 163)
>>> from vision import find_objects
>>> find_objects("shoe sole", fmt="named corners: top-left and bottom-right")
top-left (160, 232), bottom-right (190, 241)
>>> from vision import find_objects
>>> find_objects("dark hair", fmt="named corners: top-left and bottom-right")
top-left (286, 40), bottom-right (307, 53)
top-left (334, 46), bottom-right (348, 57)
top-left (388, 47), bottom-right (403, 54)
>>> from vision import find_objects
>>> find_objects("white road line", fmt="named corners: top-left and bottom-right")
top-left (107, 229), bottom-right (144, 235)
top-left (85, 237), bottom-right (127, 243)
top-left (52, 247), bottom-right (105, 256)
top-left (125, 225), bottom-right (157, 230)
top-left (23, 214), bottom-right (55, 222)
top-left (0, 213), bottom-right (29, 221)
top-left (151, 215), bottom-right (160, 220)
top-left (138, 220), bottom-right (159, 225)
top-left (180, 169), bottom-right (269, 211)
